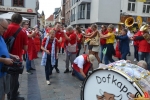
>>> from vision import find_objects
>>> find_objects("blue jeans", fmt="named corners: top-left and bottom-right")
top-left (100, 45), bottom-right (108, 63)
top-left (104, 55), bottom-right (115, 65)
top-left (45, 54), bottom-right (53, 80)
top-left (121, 52), bottom-right (128, 60)
top-left (138, 52), bottom-right (150, 70)
top-left (134, 45), bottom-right (139, 61)
top-left (100, 45), bottom-right (105, 62)
top-left (73, 69), bottom-right (85, 81)
top-left (26, 54), bottom-right (31, 71)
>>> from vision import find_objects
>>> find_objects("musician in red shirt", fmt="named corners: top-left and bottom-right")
top-left (63, 25), bottom-right (77, 73)
top-left (132, 28), bottom-right (150, 70)
top-left (3, 13), bottom-right (27, 100)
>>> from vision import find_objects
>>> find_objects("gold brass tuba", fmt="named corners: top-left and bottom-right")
top-left (125, 17), bottom-right (135, 28)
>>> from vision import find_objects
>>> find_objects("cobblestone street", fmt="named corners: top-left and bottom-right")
top-left (18, 46), bottom-right (135, 100)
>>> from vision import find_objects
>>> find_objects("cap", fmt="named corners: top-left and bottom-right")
top-left (88, 54), bottom-right (95, 64)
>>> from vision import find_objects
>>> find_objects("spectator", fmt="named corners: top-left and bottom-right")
top-left (0, 18), bottom-right (12, 100)
top-left (3, 13), bottom-right (28, 100)
top-left (22, 22), bottom-right (37, 74)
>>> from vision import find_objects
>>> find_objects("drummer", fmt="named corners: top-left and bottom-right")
top-left (72, 54), bottom-right (95, 81)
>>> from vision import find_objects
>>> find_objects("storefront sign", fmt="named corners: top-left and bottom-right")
top-left (0, 6), bottom-right (35, 13)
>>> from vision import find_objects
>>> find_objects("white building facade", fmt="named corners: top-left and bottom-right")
top-left (0, 0), bottom-right (39, 27)
top-left (69, 0), bottom-right (121, 28)
top-left (121, 0), bottom-right (150, 23)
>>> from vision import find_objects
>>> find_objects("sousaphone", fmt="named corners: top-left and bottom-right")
top-left (125, 17), bottom-right (135, 28)
top-left (136, 16), bottom-right (142, 28)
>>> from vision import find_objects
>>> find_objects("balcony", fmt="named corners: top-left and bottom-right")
top-left (79, 0), bottom-right (91, 4)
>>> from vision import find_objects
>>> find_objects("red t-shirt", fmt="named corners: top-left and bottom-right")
top-left (100, 30), bottom-right (108, 45)
top-left (85, 28), bottom-right (92, 40)
top-left (65, 32), bottom-right (77, 46)
top-left (3, 23), bottom-right (28, 60)
top-left (42, 38), bottom-right (58, 56)
top-left (53, 28), bottom-right (64, 47)
top-left (86, 28), bottom-right (92, 33)
top-left (77, 33), bottom-right (83, 43)
top-left (135, 31), bottom-right (150, 52)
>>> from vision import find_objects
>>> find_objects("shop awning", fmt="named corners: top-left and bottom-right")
top-left (0, 12), bottom-right (29, 21)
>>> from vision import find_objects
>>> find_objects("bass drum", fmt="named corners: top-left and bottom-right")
top-left (80, 64), bottom-right (150, 100)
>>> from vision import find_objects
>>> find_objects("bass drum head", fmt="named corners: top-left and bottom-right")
top-left (81, 69), bottom-right (143, 100)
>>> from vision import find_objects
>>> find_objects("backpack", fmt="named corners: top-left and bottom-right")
top-left (5, 28), bottom-right (22, 52)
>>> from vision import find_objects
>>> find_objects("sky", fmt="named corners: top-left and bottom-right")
top-left (38, 0), bottom-right (61, 19)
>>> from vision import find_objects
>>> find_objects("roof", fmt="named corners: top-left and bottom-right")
top-left (46, 15), bottom-right (54, 21)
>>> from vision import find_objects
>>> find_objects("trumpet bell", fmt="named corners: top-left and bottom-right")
top-left (125, 17), bottom-right (135, 27)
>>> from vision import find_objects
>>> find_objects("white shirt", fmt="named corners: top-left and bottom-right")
top-left (74, 55), bottom-right (84, 69)
top-left (127, 30), bottom-right (133, 38)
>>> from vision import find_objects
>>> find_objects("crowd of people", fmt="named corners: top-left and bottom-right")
top-left (0, 12), bottom-right (150, 100)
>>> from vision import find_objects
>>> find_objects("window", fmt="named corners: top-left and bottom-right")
top-left (78, 4), bottom-right (85, 19)
top-left (128, 0), bottom-right (136, 11)
top-left (13, 0), bottom-right (24, 7)
top-left (71, 8), bottom-right (76, 22)
top-left (87, 3), bottom-right (91, 19)
top-left (0, 0), bottom-right (2, 5)
top-left (143, 2), bottom-right (150, 13)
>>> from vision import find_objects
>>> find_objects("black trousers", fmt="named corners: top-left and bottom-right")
top-left (76, 43), bottom-right (81, 57)
top-left (54, 59), bottom-right (58, 70)
top-left (7, 74), bottom-right (19, 100)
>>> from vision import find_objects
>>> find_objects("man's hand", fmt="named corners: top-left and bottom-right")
top-left (130, 37), bottom-right (134, 40)
top-left (3, 58), bottom-right (13, 65)
top-left (45, 50), bottom-right (50, 54)
top-left (10, 54), bottom-right (19, 60)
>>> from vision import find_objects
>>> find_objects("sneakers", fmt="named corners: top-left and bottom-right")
top-left (64, 69), bottom-right (69, 73)
top-left (46, 80), bottom-right (51, 85)
top-left (26, 70), bottom-right (33, 74)
top-left (134, 58), bottom-right (137, 61)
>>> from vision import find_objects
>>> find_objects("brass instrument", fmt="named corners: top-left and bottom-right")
top-left (137, 16), bottom-right (143, 29)
top-left (140, 24), bottom-right (150, 43)
top-left (125, 17), bottom-right (135, 28)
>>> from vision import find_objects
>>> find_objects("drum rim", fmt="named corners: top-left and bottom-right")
top-left (80, 68), bottom-right (144, 100)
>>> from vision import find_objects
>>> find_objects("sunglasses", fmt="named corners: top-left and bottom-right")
top-left (0, 24), bottom-right (7, 30)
